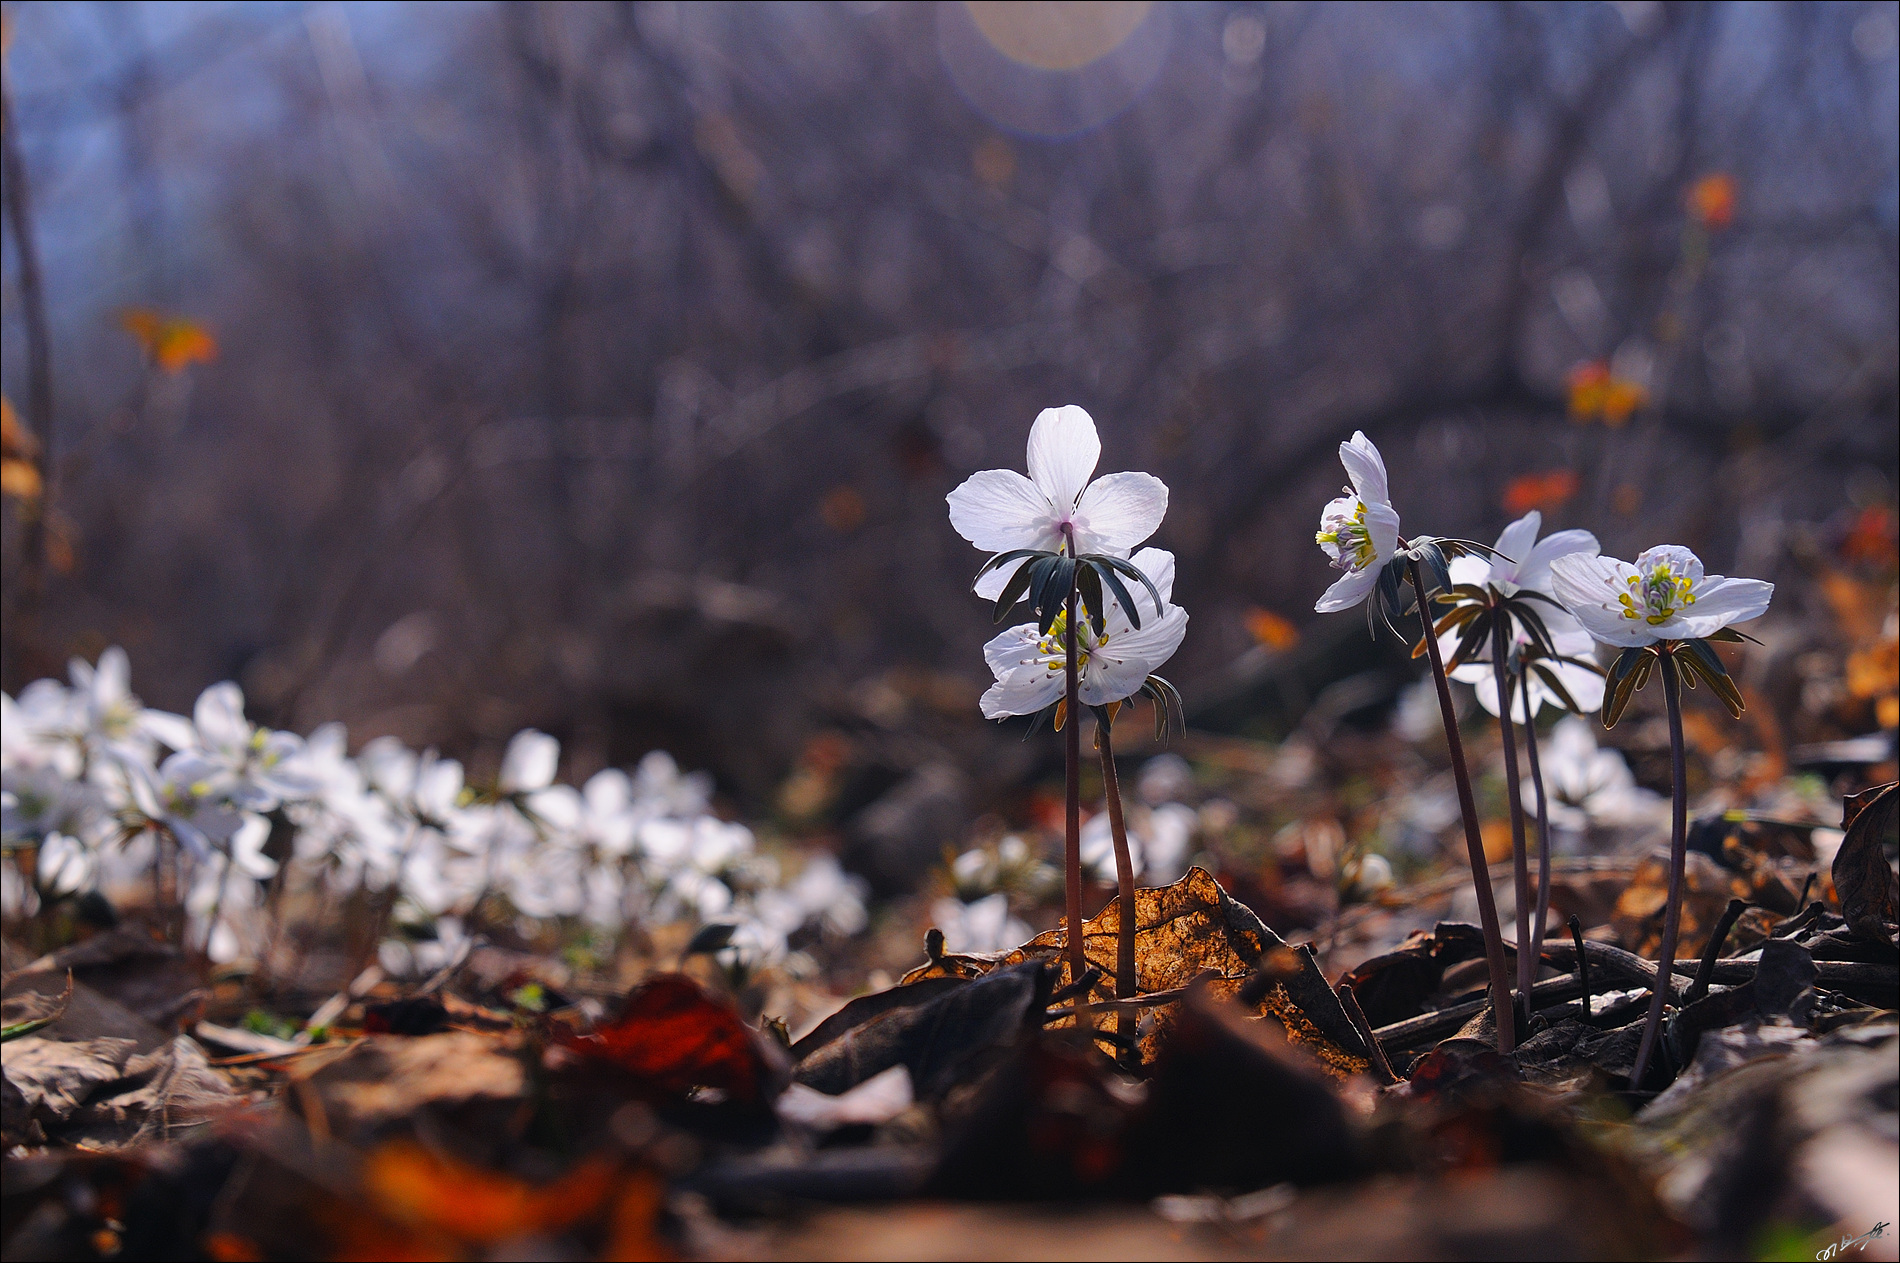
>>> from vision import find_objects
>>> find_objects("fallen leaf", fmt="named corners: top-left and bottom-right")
top-left (905, 868), bottom-right (1372, 1076)
top-left (362, 1141), bottom-right (619, 1245)
top-left (561, 972), bottom-right (783, 1109)
top-left (1834, 782), bottom-right (1898, 942)
top-left (795, 961), bottom-right (1050, 1100)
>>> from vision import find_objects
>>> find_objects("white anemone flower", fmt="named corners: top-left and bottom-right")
top-left (1313, 431), bottom-right (1404, 613)
top-left (188, 682), bottom-right (315, 807)
top-left (947, 405), bottom-right (1169, 600)
top-left (930, 892), bottom-right (1029, 954)
top-left (980, 546), bottom-right (1189, 718)
top-left (1549, 545), bottom-right (1772, 648)
top-left (1536, 717), bottom-right (1664, 832)
top-left (1441, 510), bottom-right (1606, 718)
top-left (499, 729), bottom-right (560, 793)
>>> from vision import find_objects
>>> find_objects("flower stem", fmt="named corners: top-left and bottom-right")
top-left (1491, 620), bottom-right (1533, 1028)
top-left (1063, 563), bottom-right (1087, 1006)
top-left (1520, 681), bottom-right (1554, 963)
top-left (1096, 720), bottom-right (1138, 1009)
top-left (1630, 649), bottom-right (1688, 1090)
top-left (1410, 557), bottom-right (1515, 1054)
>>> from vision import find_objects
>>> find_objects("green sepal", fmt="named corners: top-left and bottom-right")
top-left (1089, 559), bottom-right (1143, 632)
top-left (992, 557), bottom-right (1039, 623)
top-left (1680, 638), bottom-right (1747, 718)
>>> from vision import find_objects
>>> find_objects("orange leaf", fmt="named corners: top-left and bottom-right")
top-left (363, 1143), bottom-right (619, 1246)
top-left (119, 308), bottom-right (219, 374)
top-left (1502, 468), bottom-right (1578, 516)
top-left (1243, 607), bottom-right (1299, 651)
top-left (560, 973), bottom-right (774, 1107)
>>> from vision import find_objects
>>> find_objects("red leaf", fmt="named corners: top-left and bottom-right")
top-left (560, 973), bottom-right (776, 1107)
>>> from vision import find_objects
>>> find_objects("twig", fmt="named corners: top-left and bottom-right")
top-left (1569, 914), bottom-right (1590, 1020)
top-left (1771, 900), bottom-right (1826, 940)
top-left (1337, 983), bottom-right (1398, 1084)
top-left (1686, 898), bottom-right (1748, 1005)
top-left (1045, 983), bottom-right (1189, 1021)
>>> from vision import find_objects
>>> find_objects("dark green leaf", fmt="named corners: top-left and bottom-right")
top-left (1086, 553), bottom-right (1164, 618)
top-left (1446, 609), bottom-right (1494, 673)
top-left (1509, 601), bottom-right (1557, 657)
top-left (978, 547), bottom-right (1047, 577)
top-left (1091, 560), bottom-right (1143, 632)
top-left (1079, 562), bottom-right (1107, 637)
top-left (992, 557), bottom-right (1038, 623)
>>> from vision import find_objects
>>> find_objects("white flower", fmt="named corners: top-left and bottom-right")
top-left (1537, 717), bottom-right (1664, 831)
top-left (930, 892), bottom-right (1029, 954)
top-left (1313, 431), bottom-right (1403, 613)
top-left (499, 729), bottom-right (560, 793)
top-left (37, 833), bottom-right (97, 897)
top-left (1080, 812), bottom-right (1142, 883)
top-left (1549, 545), bottom-right (1772, 648)
top-left (979, 547), bottom-right (1189, 717)
top-left (947, 405), bottom-right (1168, 600)
top-left (1442, 510), bottom-right (1605, 718)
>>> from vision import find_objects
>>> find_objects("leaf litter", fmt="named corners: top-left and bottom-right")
top-left (2, 793), bottom-right (1895, 1260)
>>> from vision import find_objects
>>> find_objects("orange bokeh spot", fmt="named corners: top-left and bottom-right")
top-left (1502, 468), bottom-right (1579, 516)
top-left (1688, 173), bottom-right (1736, 230)
top-left (1243, 607), bottom-right (1300, 651)
top-left (120, 308), bottom-right (219, 374)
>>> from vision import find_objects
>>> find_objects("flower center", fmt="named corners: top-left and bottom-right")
top-left (1316, 501), bottom-right (1377, 572)
top-left (1619, 564), bottom-right (1696, 625)
top-left (1038, 610), bottom-right (1102, 673)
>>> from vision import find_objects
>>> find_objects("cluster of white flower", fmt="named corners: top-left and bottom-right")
top-left (1, 649), bottom-right (865, 969)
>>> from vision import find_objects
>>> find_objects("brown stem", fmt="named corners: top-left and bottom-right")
top-left (1521, 681), bottom-right (1554, 961)
top-left (1491, 620), bottom-right (1533, 1029)
top-left (1410, 557), bottom-right (1514, 1054)
top-left (1097, 720), bottom-right (1138, 1010)
top-left (1686, 897), bottom-right (1748, 1005)
top-left (1630, 649), bottom-right (1688, 1090)
top-left (1062, 558), bottom-right (1087, 1004)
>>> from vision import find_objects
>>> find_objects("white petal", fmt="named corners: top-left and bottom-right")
top-left (1519, 529), bottom-right (1599, 593)
top-left (500, 729), bottom-right (559, 792)
top-left (194, 683), bottom-right (250, 752)
top-left (1074, 472), bottom-right (1167, 552)
top-left (1541, 658), bottom-right (1606, 714)
top-left (1315, 566), bottom-right (1380, 613)
top-left (1083, 608), bottom-right (1187, 704)
top-left (1448, 555), bottom-right (1490, 588)
top-left (982, 623), bottom-right (1044, 680)
top-left (1491, 511), bottom-right (1542, 581)
top-left (1675, 576), bottom-right (1773, 639)
top-left (980, 666), bottom-right (1065, 719)
top-left (1549, 553), bottom-right (1657, 647)
top-left (1339, 431), bottom-right (1390, 506)
top-left (1107, 547), bottom-right (1175, 628)
top-left (96, 647), bottom-right (131, 705)
top-left (947, 469), bottom-right (1059, 554)
top-left (1365, 501), bottom-right (1401, 562)
top-left (974, 557), bottom-right (1021, 601)
top-left (1025, 405), bottom-right (1100, 508)
top-left (1471, 670), bottom-right (1504, 716)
